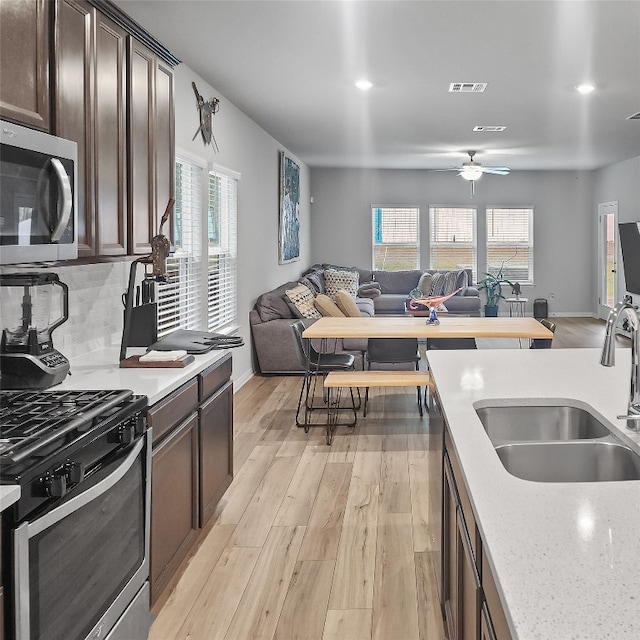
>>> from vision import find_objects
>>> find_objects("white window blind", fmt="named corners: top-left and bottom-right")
top-left (157, 155), bottom-right (204, 337)
top-left (372, 206), bottom-right (419, 270)
top-left (429, 206), bottom-right (477, 280)
top-left (208, 167), bottom-right (238, 332)
top-left (486, 207), bottom-right (534, 283)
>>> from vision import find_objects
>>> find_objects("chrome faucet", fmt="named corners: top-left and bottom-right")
top-left (600, 301), bottom-right (640, 431)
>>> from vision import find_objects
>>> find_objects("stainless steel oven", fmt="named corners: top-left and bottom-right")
top-left (0, 390), bottom-right (150, 640)
top-left (0, 120), bottom-right (77, 264)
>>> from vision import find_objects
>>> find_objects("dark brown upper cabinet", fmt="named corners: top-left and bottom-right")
top-left (128, 38), bottom-right (175, 255)
top-left (0, 0), bottom-right (51, 130)
top-left (54, 0), bottom-right (177, 259)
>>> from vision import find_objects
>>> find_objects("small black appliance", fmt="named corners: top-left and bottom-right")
top-left (0, 272), bottom-right (70, 389)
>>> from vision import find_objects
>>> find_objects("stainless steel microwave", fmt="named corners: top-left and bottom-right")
top-left (1, 120), bottom-right (78, 264)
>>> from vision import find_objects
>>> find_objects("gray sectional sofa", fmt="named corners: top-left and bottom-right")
top-left (249, 265), bottom-right (481, 374)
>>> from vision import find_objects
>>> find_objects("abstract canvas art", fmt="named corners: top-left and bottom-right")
top-left (279, 152), bottom-right (300, 263)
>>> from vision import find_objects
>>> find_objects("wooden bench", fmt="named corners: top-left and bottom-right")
top-left (321, 370), bottom-right (433, 445)
top-left (324, 370), bottom-right (433, 390)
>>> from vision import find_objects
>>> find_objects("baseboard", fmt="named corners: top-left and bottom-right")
top-left (233, 368), bottom-right (254, 391)
top-left (547, 311), bottom-right (595, 318)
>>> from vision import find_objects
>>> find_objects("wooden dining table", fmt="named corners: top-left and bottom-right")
top-left (302, 315), bottom-right (555, 443)
top-left (302, 315), bottom-right (554, 340)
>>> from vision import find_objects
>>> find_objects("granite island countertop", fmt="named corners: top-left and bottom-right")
top-left (426, 347), bottom-right (640, 640)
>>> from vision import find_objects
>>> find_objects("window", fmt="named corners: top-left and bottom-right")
top-left (429, 206), bottom-right (477, 279)
top-left (157, 153), bottom-right (239, 338)
top-left (486, 207), bottom-right (534, 283)
top-left (157, 154), bottom-right (204, 337)
top-left (207, 166), bottom-right (238, 332)
top-left (372, 206), bottom-right (419, 270)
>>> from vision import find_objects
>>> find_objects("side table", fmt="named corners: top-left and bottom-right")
top-left (505, 297), bottom-right (528, 317)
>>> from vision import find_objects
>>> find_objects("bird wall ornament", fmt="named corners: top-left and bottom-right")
top-left (192, 81), bottom-right (220, 151)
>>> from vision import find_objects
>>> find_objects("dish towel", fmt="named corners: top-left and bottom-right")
top-left (139, 349), bottom-right (188, 362)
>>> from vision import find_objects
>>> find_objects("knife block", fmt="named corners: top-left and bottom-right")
top-left (124, 304), bottom-right (158, 347)
top-left (120, 257), bottom-right (159, 362)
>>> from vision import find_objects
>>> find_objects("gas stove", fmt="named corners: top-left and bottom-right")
top-left (0, 388), bottom-right (151, 640)
top-left (0, 388), bottom-right (148, 522)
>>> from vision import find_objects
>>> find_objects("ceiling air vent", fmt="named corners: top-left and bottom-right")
top-left (626, 112), bottom-right (640, 120)
top-left (449, 82), bottom-right (487, 93)
top-left (473, 126), bottom-right (506, 132)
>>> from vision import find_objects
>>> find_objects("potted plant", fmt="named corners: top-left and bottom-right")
top-left (477, 268), bottom-right (514, 317)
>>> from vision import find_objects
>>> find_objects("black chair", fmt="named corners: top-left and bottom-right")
top-left (530, 319), bottom-right (557, 349)
top-left (426, 338), bottom-right (478, 350)
top-left (291, 320), bottom-right (359, 433)
top-left (364, 338), bottom-right (423, 417)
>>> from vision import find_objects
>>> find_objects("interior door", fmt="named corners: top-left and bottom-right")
top-left (598, 202), bottom-right (618, 320)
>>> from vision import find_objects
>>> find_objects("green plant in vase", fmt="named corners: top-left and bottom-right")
top-left (477, 267), bottom-right (514, 317)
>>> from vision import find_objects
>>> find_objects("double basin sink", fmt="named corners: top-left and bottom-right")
top-left (475, 402), bottom-right (640, 482)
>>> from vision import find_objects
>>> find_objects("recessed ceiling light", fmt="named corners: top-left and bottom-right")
top-left (355, 79), bottom-right (374, 91)
top-left (576, 83), bottom-right (596, 94)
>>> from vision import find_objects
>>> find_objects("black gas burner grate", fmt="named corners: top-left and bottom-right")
top-left (0, 389), bottom-right (134, 465)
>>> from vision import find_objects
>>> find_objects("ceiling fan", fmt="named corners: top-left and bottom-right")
top-left (431, 151), bottom-right (510, 196)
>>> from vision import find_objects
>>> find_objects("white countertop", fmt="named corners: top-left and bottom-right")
top-left (427, 348), bottom-right (640, 640)
top-left (0, 485), bottom-right (20, 511)
top-left (56, 346), bottom-right (231, 406)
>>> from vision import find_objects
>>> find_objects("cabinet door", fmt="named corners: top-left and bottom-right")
top-left (154, 59), bottom-right (175, 242)
top-left (128, 40), bottom-right (174, 255)
top-left (457, 508), bottom-right (480, 640)
top-left (54, 0), bottom-right (96, 257)
top-left (0, 0), bottom-right (50, 130)
top-left (199, 380), bottom-right (233, 527)
top-left (480, 603), bottom-right (497, 640)
top-left (94, 11), bottom-right (127, 256)
top-left (128, 38), bottom-right (155, 255)
top-left (151, 413), bottom-right (199, 606)
top-left (443, 454), bottom-right (459, 640)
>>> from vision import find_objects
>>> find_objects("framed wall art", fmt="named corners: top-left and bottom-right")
top-left (278, 152), bottom-right (300, 264)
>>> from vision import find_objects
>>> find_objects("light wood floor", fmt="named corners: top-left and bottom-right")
top-left (149, 317), bottom-right (626, 640)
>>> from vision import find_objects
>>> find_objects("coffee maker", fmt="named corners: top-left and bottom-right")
top-left (0, 272), bottom-right (70, 389)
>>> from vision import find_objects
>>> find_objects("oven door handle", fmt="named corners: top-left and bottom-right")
top-left (26, 436), bottom-right (145, 538)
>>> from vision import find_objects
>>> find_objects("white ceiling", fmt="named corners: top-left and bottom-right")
top-left (116, 0), bottom-right (640, 171)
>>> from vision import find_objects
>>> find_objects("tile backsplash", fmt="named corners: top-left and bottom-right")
top-left (0, 261), bottom-right (131, 359)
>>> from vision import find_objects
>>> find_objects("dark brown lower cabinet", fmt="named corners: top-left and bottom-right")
top-left (148, 354), bottom-right (233, 607)
top-left (199, 380), bottom-right (233, 527)
top-left (150, 413), bottom-right (199, 605)
top-left (439, 420), bottom-right (512, 640)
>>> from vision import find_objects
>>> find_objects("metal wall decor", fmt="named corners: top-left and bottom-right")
top-left (192, 81), bottom-right (220, 151)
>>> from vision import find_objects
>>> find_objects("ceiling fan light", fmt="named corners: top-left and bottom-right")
top-left (460, 166), bottom-right (483, 181)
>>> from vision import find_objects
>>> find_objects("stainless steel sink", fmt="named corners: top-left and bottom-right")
top-left (476, 404), bottom-right (611, 443)
top-left (495, 441), bottom-right (640, 483)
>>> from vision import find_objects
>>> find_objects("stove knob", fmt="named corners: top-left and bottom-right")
top-left (119, 423), bottom-right (135, 443)
top-left (65, 461), bottom-right (85, 485)
top-left (45, 473), bottom-right (67, 498)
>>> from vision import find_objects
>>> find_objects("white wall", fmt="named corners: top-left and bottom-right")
top-left (310, 168), bottom-right (594, 316)
top-left (592, 156), bottom-right (640, 307)
top-left (172, 64), bottom-right (311, 384)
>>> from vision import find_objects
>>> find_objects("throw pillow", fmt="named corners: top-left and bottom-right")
top-left (357, 283), bottom-right (382, 299)
top-left (284, 283), bottom-right (321, 319)
top-left (417, 272), bottom-right (433, 297)
top-left (324, 268), bottom-right (359, 299)
top-left (430, 272), bottom-right (447, 296)
top-left (455, 269), bottom-right (469, 291)
top-left (314, 294), bottom-right (346, 317)
top-left (334, 290), bottom-right (362, 317)
top-left (442, 271), bottom-right (459, 295)
top-left (305, 270), bottom-right (325, 293)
